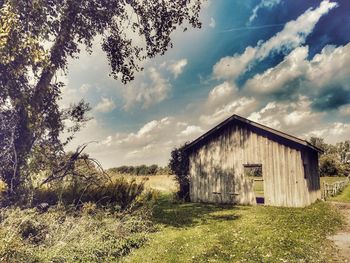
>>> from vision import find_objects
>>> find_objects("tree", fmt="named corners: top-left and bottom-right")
top-left (148, 164), bottom-right (158, 175)
top-left (336, 141), bottom-right (350, 164)
top-left (319, 154), bottom-right (343, 177)
top-left (169, 144), bottom-right (190, 201)
top-left (309, 137), bottom-right (336, 155)
top-left (0, 0), bottom-right (202, 201)
top-left (336, 141), bottom-right (350, 176)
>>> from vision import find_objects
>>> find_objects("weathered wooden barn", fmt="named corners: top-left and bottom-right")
top-left (184, 114), bottom-right (322, 207)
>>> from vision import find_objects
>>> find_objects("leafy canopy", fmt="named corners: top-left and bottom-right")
top-left (0, 0), bottom-right (203, 200)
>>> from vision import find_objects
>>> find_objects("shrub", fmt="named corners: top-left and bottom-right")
top-left (169, 145), bottom-right (190, 201)
top-left (320, 154), bottom-right (344, 177)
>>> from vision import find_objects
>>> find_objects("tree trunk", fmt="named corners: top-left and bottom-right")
top-left (3, 1), bottom-right (81, 202)
top-left (4, 104), bottom-right (33, 203)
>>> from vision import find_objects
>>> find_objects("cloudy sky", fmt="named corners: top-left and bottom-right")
top-left (62, 0), bottom-right (350, 168)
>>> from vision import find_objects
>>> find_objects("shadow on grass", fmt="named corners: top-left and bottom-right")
top-left (152, 194), bottom-right (243, 228)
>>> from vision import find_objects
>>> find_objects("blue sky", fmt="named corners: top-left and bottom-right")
top-left (62, 0), bottom-right (350, 168)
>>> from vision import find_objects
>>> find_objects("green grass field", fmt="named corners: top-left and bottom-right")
top-left (0, 174), bottom-right (346, 262)
top-left (331, 183), bottom-right (350, 203)
top-left (123, 194), bottom-right (343, 263)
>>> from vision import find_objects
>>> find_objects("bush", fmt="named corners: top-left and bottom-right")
top-left (320, 154), bottom-right (344, 177)
top-left (169, 145), bottom-right (190, 201)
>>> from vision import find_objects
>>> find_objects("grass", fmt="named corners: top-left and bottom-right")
top-left (136, 175), bottom-right (178, 192)
top-left (108, 173), bottom-right (178, 193)
top-left (0, 203), bottom-right (156, 262)
top-left (1, 175), bottom-right (345, 262)
top-left (0, 177), bottom-right (158, 262)
top-left (252, 179), bottom-right (264, 197)
top-left (123, 194), bottom-right (343, 263)
top-left (330, 183), bottom-right (350, 203)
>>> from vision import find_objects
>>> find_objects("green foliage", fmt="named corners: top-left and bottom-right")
top-left (310, 137), bottom-right (350, 177)
top-left (320, 154), bottom-right (344, 177)
top-left (336, 140), bottom-right (350, 164)
top-left (0, 0), bottom-right (202, 201)
top-left (169, 145), bottom-right (190, 201)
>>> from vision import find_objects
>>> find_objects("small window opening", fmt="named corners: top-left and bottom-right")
top-left (244, 164), bottom-right (264, 204)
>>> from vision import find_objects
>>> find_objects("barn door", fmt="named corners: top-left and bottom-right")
top-left (212, 167), bottom-right (235, 203)
top-left (244, 164), bottom-right (264, 204)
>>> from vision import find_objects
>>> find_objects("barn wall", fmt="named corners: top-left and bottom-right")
top-left (188, 123), bottom-right (321, 207)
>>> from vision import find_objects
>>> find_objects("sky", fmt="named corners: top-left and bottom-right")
top-left (62, 0), bottom-right (350, 168)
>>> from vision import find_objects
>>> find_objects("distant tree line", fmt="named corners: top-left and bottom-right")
top-left (310, 137), bottom-right (350, 177)
top-left (108, 165), bottom-right (172, 176)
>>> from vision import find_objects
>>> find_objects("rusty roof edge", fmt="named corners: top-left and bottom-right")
top-left (183, 114), bottom-right (323, 153)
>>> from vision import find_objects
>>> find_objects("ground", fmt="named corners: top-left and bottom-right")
top-left (122, 194), bottom-right (342, 263)
top-left (121, 175), bottom-right (350, 263)
top-left (329, 202), bottom-right (350, 262)
top-left (328, 182), bottom-right (350, 262)
top-left (1, 175), bottom-right (348, 262)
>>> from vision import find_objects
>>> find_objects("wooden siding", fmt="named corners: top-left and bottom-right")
top-left (188, 123), bottom-right (321, 207)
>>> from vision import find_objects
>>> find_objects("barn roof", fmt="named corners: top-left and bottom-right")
top-left (184, 114), bottom-right (322, 153)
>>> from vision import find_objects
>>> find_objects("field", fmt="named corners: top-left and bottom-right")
top-left (115, 175), bottom-right (344, 262)
top-left (331, 183), bottom-right (350, 203)
top-left (136, 175), bottom-right (178, 192)
top-left (107, 172), bottom-right (178, 193)
top-left (123, 194), bottom-right (343, 263)
top-left (1, 174), bottom-right (347, 262)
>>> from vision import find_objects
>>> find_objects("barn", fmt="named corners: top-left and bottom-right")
top-left (184, 114), bottom-right (322, 207)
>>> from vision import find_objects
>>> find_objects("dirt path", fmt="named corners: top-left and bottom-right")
top-left (329, 202), bottom-right (350, 262)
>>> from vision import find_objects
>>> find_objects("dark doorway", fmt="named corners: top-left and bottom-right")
top-left (243, 164), bottom-right (264, 204)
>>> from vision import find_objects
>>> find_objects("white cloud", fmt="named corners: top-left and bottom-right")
top-left (304, 122), bottom-right (350, 143)
top-left (245, 46), bottom-right (309, 94)
top-left (307, 44), bottom-right (350, 89)
top-left (209, 17), bottom-right (216, 28)
top-left (168, 59), bottom-right (188, 78)
top-left (244, 42), bottom-right (350, 108)
top-left (179, 125), bottom-right (204, 137)
top-left (248, 0), bottom-right (281, 24)
top-left (256, 0), bottom-right (337, 59)
top-left (79, 83), bottom-right (90, 93)
top-left (213, 0), bottom-right (337, 81)
top-left (200, 97), bottom-right (258, 126)
top-left (213, 46), bottom-right (256, 80)
top-left (123, 67), bottom-right (171, 109)
top-left (207, 81), bottom-right (238, 107)
top-left (94, 97), bottom-right (116, 113)
top-left (248, 96), bottom-right (324, 134)
top-left (93, 116), bottom-right (205, 167)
